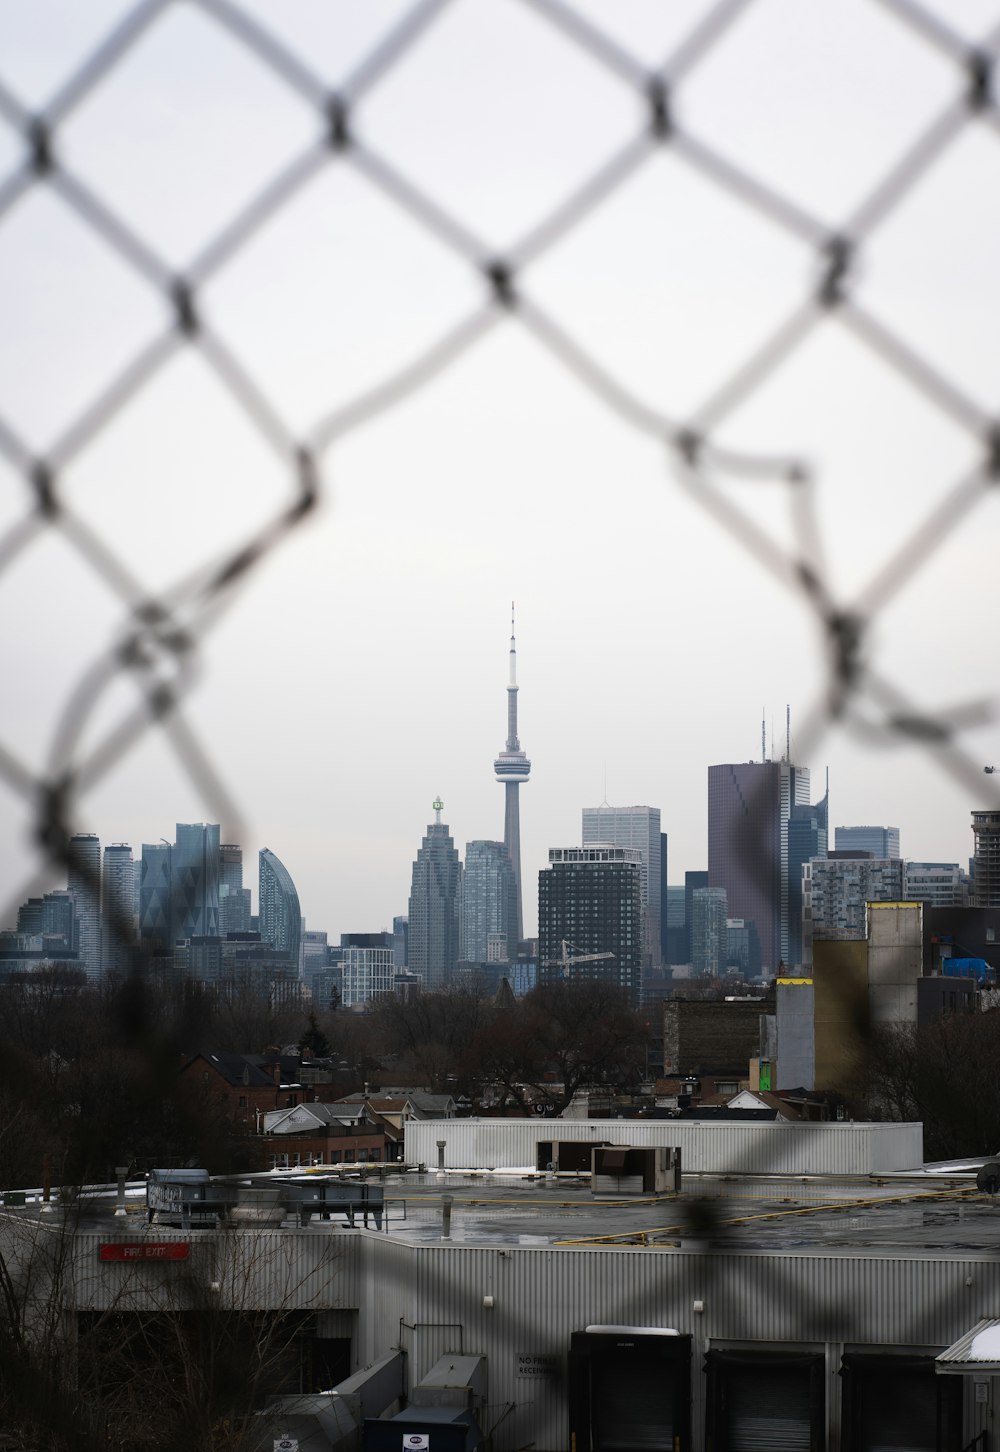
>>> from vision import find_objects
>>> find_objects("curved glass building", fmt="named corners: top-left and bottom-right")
top-left (258, 847), bottom-right (302, 972)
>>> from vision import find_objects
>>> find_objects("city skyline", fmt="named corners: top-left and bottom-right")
top-left (2, 6), bottom-right (999, 946)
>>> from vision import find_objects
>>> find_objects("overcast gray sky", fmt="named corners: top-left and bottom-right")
top-left (2, 0), bottom-right (999, 941)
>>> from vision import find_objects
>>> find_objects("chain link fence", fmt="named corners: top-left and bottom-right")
top-left (1, 3), bottom-right (1000, 1440)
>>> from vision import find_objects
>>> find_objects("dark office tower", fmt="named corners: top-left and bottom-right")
top-left (102, 842), bottom-right (134, 976)
top-left (787, 784), bottom-right (829, 969)
top-left (173, 823), bottom-right (220, 940)
top-left (462, 840), bottom-right (517, 963)
top-left (220, 843), bottom-right (243, 892)
top-left (835, 825), bottom-right (900, 859)
top-left (537, 846), bottom-right (642, 1001)
top-left (494, 606), bottom-right (530, 943)
top-left (67, 832), bottom-right (101, 981)
top-left (139, 842), bottom-right (173, 948)
top-left (408, 798), bottom-right (461, 992)
top-left (684, 871), bottom-right (709, 963)
top-left (582, 806), bottom-right (662, 967)
top-left (258, 847), bottom-right (302, 972)
top-left (708, 760), bottom-right (810, 974)
top-left (971, 810), bottom-right (1000, 908)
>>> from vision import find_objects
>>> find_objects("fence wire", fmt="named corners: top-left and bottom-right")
top-left (1, 2), bottom-right (1000, 1440)
top-left (0, 0), bottom-right (999, 910)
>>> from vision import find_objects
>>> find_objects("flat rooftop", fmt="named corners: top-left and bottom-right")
top-left (14, 1166), bottom-right (1000, 1256)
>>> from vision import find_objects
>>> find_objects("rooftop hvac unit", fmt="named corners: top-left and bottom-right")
top-left (591, 1146), bottom-right (681, 1197)
top-left (146, 1169), bottom-right (237, 1228)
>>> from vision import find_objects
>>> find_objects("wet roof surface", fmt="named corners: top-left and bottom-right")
top-left (367, 1171), bottom-right (1000, 1253)
top-left (15, 1169), bottom-right (1000, 1255)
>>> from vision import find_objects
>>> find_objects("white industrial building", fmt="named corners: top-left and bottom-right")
top-left (4, 1118), bottom-right (1000, 1450)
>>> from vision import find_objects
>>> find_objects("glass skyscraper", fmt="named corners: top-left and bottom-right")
top-left (708, 761), bottom-right (811, 975)
top-left (102, 842), bottom-right (135, 976)
top-left (174, 822), bottom-right (220, 939)
top-left (258, 847), bottom-right (302, 972)
top-left (408, 800), bottom-right (461, 992)
top-left (67, 832), bottom-right (101, 981)
top-left (582, 805), bottom-right (663, 966)
top-left (461, 840), bottom-right (517, 964)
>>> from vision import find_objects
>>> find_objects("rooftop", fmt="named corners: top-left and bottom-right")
top-left (11, 1164), bottom-right (1000, 1257)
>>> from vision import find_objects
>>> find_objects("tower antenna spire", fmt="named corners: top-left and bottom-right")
top-left (786, 704), bottom-right (791, 763)
top-left (761, 711), bottom-right (766, 763)
top-left (495, 605), bottom-right (531, 943)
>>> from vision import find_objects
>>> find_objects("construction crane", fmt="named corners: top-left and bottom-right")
top-left (543, 939), bottom-right (616, 979)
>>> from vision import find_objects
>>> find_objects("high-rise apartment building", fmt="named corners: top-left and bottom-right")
top-left (835, 825), bottom-right (900, 859)
top-left (493, 609), bottom-right (530, 943)
top-left (461, 840), bottom-right (517, 964)
top-left (803, 857), bottom-right (907, 953)
top-left (341, 946), bottom-right (397, 1008)
top-left (905, 862), bottom-right (965, 908)
top-left (708, 760), bottom-right (811, 974)
top-left (67, 832), bottom-right (101, 981)
top-left (219, 886), bottom-right (252, 935)
top-left (258, 847), bottom-right (302, 972)
top-left (538, 846), bottom-right (642, 1000)
top-left (691, 886), bottom-right (728, 976)
top-left (102, 842), bottom-right (135, 976)
top-left (408, 799), bottom-right (461, 992)
top-left (971, 811), bottom-right (1000, 908)
top-left (581, 805), bottom-right (663, 967)
top-left (174, 823), bottom-right (220, 939)
top-left (219, 843), bottom-right (243, 892)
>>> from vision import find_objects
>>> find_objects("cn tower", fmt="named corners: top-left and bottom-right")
top-left (494, 603), bottom-right (530, 943)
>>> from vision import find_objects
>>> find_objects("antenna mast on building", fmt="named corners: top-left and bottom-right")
top-left (786, 704), bottom-right (791, 764)
top-left (761, 712), bottom-right (766, 763)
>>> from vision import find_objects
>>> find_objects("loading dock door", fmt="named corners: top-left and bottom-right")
top-left (840, 1352), bottom-right (961, 1452)
top-left (705, 1350), bottom-right (823, 1452)
top-left (570, 1330), bottom-right (692, 1452)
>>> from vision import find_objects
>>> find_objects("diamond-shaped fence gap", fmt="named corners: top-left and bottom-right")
top-left (853, 125), bottom-right (1000, 417)
top-left (0, 187), bottom-right (169, 455)
top-left (224, 0), bottom-right (422, 94)
top-left (0, 526), bottom-right (131, 780)
top-left (710, 318), bottom-right (984, 603)
top-left (858, 497), bottom-right (1000, 718)
top-left (678, 0), bottom-right (962, 231)
top-left (540, 0), bottom-right (723, 72)
top-left (0, 0), bottom-right (140, 113)
top-left (205, 160), bottom-right (484, 438)
top-left (59, 2), bottom-right (321, 270)
top-left (356, 0), bottom-right (644, 252)
top-left (58, 347), bottom-right (297, 598)
top-left (527, 147), bottom-right (813, 424)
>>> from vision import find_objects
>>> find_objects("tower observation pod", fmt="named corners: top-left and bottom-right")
top-left (494, 604), bottom-right (530, 944)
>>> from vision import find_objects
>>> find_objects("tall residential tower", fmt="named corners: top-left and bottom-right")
top-left (494, 606), bottom-right (530, 943)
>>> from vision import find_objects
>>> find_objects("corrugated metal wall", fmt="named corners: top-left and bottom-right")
top-left (357, 1239), bottom-right (998, 1451)
top-left (70, 1226), bottom-right (362, 1312)
top-left (404, 1119), bottom-right (924, 1174)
